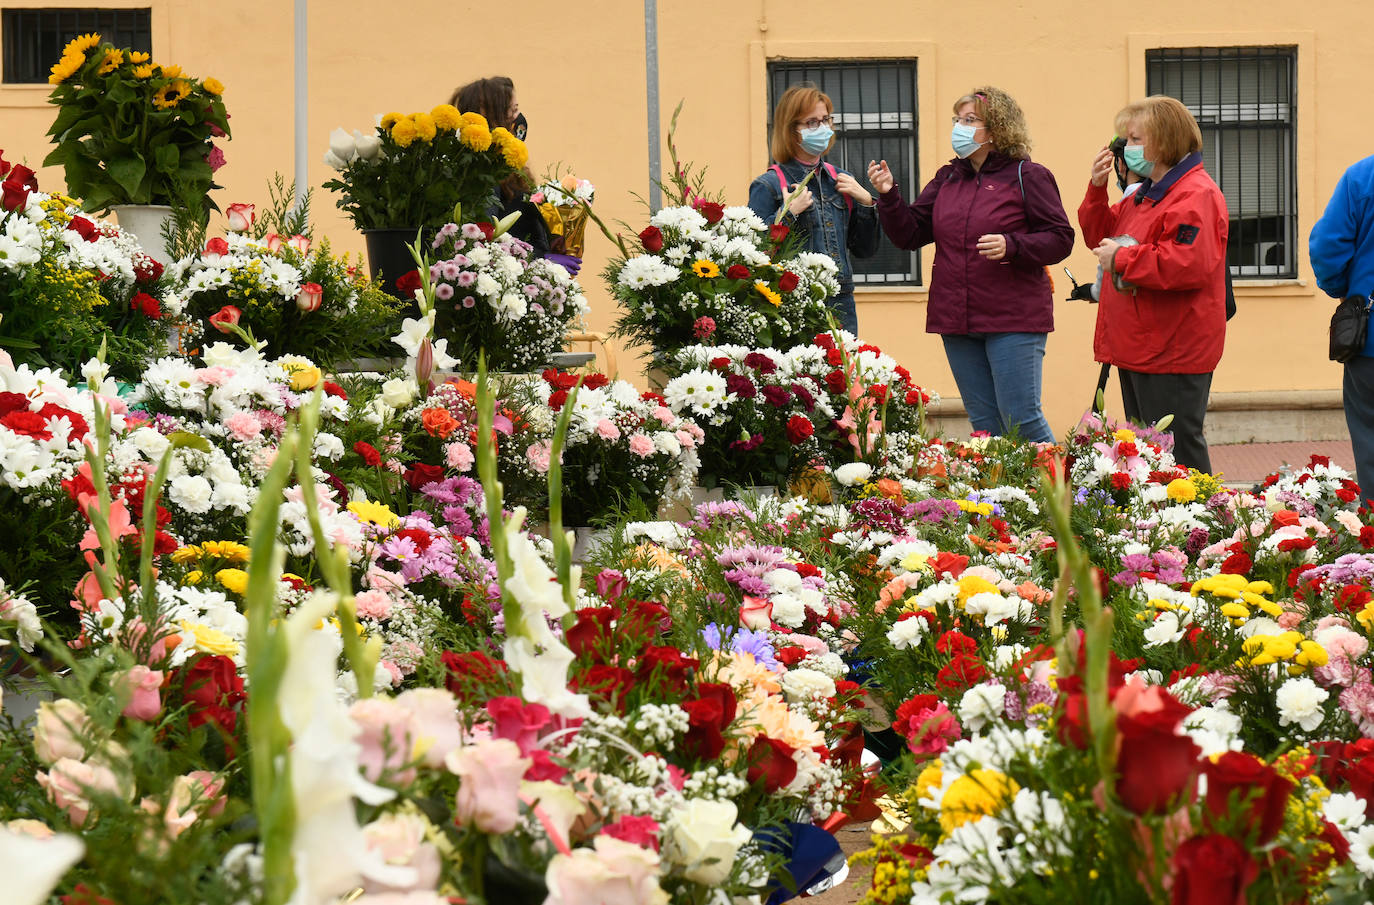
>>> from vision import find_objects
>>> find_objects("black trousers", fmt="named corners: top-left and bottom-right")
top-left (1345, 356), bottom-right (1374, 506)
top-left (1118, 369), bottom-right (1213, 473)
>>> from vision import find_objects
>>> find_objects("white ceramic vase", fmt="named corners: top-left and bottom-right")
top-left (112, 204), bottom-right (175, 265)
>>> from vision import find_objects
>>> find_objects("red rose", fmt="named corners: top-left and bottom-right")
top-left (572, 664), bottom-right (636, 711)
top-left (813, 332), bottom-right (836, 350)
top-left (395, 269), bottom-right (423, 295)
top-left (1169, 834), bottom-right (1258, 905)
top-left (566, 607), bottom-right (618, 658)
top-left (1202, 751), bottom-right (1293, 844)
top-left (60, 884), bottom-right (116, 905)
top-left (353, 441), bottom-right (381, 466)
top-left (403, 462), bottom-right (446, 491)
top-left (1220, 552), bottom-right (1252, 575)
top-left (619, 598), bottom-right (671, 638)
top-left (638, 225), bottom-right (664, 252)
top-left (824, 369), bottom-right (847, 394)
top-left (7, 163), bottom-right (36, 190)
top-left (441, 650), bottom-right (509, 701)
top-left (726, 264), bottom-right (751, 280)
top-left (130, 292), bottom-right (161, 319)
top-left (1310, 454), bottom-right (1332, 469)
top-left (697, 201), bottom-right (724, 224)
top-left (208, 305), bottom-right (242, 334)
top-left (680, 683), bottom-right (737, 761)
top-left (778, 271), bottom-right (799, 293)
top-left (66, 216), bottom-right (98, 241)
top-left (295, 281), bottom-right (324, 313)
top-left (824, 347), bottom-right (844, 366)
top-left (0, 150), bottom-right (9, 179)
top-left (785, 415), bottom-right (815, 444)
top-left (746, 736), bottom-right (798, 792)
top-left (1115, 689), bottom-right (1201, 815)
top-left (204, 237), bottom-right (229, 257)
top-left (769, 223), bottom-right (790, 243)
top-left (636, 645), bottom-right (699, 693)
top-left (181, 654), bottom-right (246, 735)
top-left (1, 180), bottom-right (30, 212)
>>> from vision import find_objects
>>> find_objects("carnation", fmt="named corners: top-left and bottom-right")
top-left (1275, 676), bottom-right (1329, 732)
top-left (780, 668), bottom-right (837, 702)
top-left (834, 462), bottom-right (874, 486)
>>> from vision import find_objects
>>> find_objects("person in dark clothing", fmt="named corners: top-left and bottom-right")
top-left (747, 82), bottom-right (880, 335)
top-left (868, 86), bottom-right (1074, 443)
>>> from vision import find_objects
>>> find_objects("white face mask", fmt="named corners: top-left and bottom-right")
top-left (799, 124), bottom-right (834, 155)
top-left (951, 122), bottom-right (984, 159)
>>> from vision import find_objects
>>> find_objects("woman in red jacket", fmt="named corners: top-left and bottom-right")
top-left (1079, 95), bottom-right (1228, 472)
top-left (868, 86), bottom-right (1073, 444)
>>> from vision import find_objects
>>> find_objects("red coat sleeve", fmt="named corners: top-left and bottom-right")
top-left (1113, 184), bottom-right (1228, 291)
top-left (1077, 181), bottom-right (1117, 248)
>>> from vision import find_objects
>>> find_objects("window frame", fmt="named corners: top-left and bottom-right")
top-left (2, 6), bottom-right (153, 85)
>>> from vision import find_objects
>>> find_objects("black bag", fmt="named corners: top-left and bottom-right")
top-left (1330, 294), bottom-right (1372, 363)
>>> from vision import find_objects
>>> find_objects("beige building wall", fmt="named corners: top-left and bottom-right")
top-left (1, 0), bottom-right (1363, 440)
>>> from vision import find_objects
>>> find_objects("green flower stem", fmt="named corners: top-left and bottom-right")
top-left (80, 393), bottom-right (121, 603)
top-left (547, 380), bottom-right (582, 613)
top-left (474, 354), bottom-right (523, 664)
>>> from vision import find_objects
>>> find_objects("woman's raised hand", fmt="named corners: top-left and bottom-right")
top-left (786, 187), bottom-right (815, 216)
top-left (867, 159), bottom-right (894, 195)
top-left (1090, 147), bottom-right (1115, 188)
top-left (834, 171), bottom-right (873, 206)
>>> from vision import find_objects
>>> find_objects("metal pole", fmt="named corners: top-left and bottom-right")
top-left (294, 0), bottom-right (308, 210)
top-left (644, 0), bottom-right (661, 212)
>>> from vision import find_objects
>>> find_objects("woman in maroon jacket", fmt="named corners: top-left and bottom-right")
top-left (868, 86), bottom-right (1073, 443)
top-left (1079, 96), bottom-right (1228, 472)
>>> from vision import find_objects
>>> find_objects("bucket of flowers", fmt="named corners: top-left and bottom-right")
top-left (532, 172), bottom-right (595, 257)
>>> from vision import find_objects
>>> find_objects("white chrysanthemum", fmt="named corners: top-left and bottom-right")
top-left (1275, 676), bottom-right (1329, 732)
top-left (959, 683), bottom-right (1006, 731)
top-left (617, 254), bottom-right (680, 290)
top-left (834, 462), bottom-right (873, 486)
top-left (780, 668), bottom-right (836, 702)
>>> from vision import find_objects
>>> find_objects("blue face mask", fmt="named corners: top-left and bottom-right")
top-left (798, 124), bottom-right (833, 155)
top-left (1123, 144), bottom-right (1154, 178)
top-left (951, 122), bottom-right (984, 159)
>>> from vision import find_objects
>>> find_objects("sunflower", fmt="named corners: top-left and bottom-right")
top-left (491, 127), bottom-right (528, 168)
top-left (61, 33), bottom-right (102, 58)
top-left (754, 280), bottom-right (782, 306)
top-left (128, 50), bottom-right (150, 64)
top-left (430, 103), bottom-right (461, 131)
top-left (379, 111), bottom-right (404, 130)
top-left (47, 53), bottom-right (85, 85)
top-left (97, 49), bottom-right (124, 75)
top-left (690, 259), bottom-right (720, 278)
top-left (412, 111), bottom-right (437, 142)
top-left (158, 63), bottom-right (183, 79)
top-left (152, 78), bottom-right (192, 110)
top-left (390, 117), bottom-right (419, 148)
top-left (202, 77), bottom-right (224, 96)
top-left (132, 63), bottom-right (155, 79)
top-left (459, 122), bottom-right (492, 152)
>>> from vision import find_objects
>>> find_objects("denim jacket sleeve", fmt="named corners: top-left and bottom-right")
top-left (748, 174), bottom-right (785, 226)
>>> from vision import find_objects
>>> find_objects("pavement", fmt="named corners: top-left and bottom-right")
top-left (1209, 438), bottom-right (1356, 486)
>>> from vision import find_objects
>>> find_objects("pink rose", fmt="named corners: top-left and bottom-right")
top-left (486, 696), bottom-right (552, 757)
top-left (296, 282), bottom-right (323, 313)
top-left (596, 419), bottom-right (621, 441)
top-left (446, 738), bottom-right (530, 833)
top-left (445, 441), bottom-right (474, 471)
top-left (287, 234), bottom-right (311, 255)
top-left (36, 757), bottom-right (124, 826)
top-left (350, 698), bottom-right (417, 784)
top-left (225, 202), bottom-right (255, 232)
top-left (545, 835), bottom-right (665, 905)
top-left (116, 665), bottom-right (164, 722)
top-left (360, 813), bottom-right (442, 893)
top-left (739, 595), bottom-right (772, 631)
top-left (163, 770), bottom-right (226, 837)
top-left (32, 700), bottom-right (89, 766)
top-left (395, 688), bottom-right (464, 768)
top-left (264, 232), bottom-right (284, 252)
top-left (628, 434), bottom-right (655, 458)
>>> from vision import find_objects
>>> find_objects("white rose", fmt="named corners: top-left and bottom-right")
top-left (665, 799), bottom-right (752, 885)
top-left (780, 668), bottom-right (836, 702)
top-left (327, 127), bottom-right (356, 165)
top-left (353, 130), bottom-right (382, 161)
top-left (381, 378), bottom-right (418, 408)
top-left (834, 462), bottom-right (873, 486)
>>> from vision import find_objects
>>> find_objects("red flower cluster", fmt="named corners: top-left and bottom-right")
top-left (0, 155), bottom-right (37, 212)
top-left (353, 441), bottom-right (382, 466)
top-left (130, 291), bottom-right (161, 319)
top-left (0, 392), bottom-right (88, 442)
top-left (181, 654), bottom-right (246, 735)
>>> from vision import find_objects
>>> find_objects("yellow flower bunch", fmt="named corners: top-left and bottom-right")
top-left (491, 127), bottom-right (528, 168)
top-left (939, 769), bottom-right (1019, 832)
top-left (97, 49), bottom-right (124, 75)
top-left (955, 498), bottom-right (995, 516)
top-left (1166, 478), bottom-right (1197, 503)
top-left (849, 835), bottom-right (922, 905)
top-left (215, 568), bottom-right (249, 595)
top-left (754, 280), bottom-right (782, 307)
top-left (1192, 574), bottom-right (1280, 626)
top-left (1237, 631), bottom-right (1328, 674)
top-left (390, 116), bottom-right (420, 148)
top-left (459, 122), bottom-right (493, 152)
top-left (431, 104), bottom-right (462, 131)
top-left (691, 259), bottom-right (720, 278)
top-left (412, 111), bottom-right (437, 142)
top-left (202, 77), bottom-right (224, 96)
top-left (48, 32), bottom-right (101, 84)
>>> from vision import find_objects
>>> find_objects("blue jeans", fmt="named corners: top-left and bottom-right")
top-left (1345, 356), bottom-right (1374, 505)
top-left (829, 289), bottom-right (858, 335)
top-left (942, 333), bottom-right (1055, 443)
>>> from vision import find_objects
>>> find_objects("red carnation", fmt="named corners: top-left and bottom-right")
top-left (548, 389), bottom-right (569, 411)
top-left (778, 271), bottom-right (799, 292)
top-left (697, 201), bottom-right (724, 224)
top-left (935, 653), bottom-right (986, 692)
top-left (130, 291), bottom-right (161, 318)
top-left (1220, 551), bottom-right (1252, 574)
top-left (395, 269), bottom-right (423, 295)
top-left (66, 216), bottom-right (98, 241)
top-left (403, 462), bottom-right (445, 491)
top-left (638, 225), bottom-right (664, 252)
top-left (353, 441), bottom-right (381, 466)
top-left (134, 255), bottom-right (164, 283)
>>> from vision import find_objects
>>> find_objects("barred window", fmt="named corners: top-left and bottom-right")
top-left (2, 8), bottom-right (152, 84)
top-left (1147, 46), bottom-right (1297, 279)
top-left (768, 60), bottom-right (919, 285)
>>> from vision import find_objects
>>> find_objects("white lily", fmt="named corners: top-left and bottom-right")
top-left (0, 826), bottom-right (85, 905)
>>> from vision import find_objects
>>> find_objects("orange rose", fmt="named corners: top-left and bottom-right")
top-left (420, 408), bottom-right (460, 439)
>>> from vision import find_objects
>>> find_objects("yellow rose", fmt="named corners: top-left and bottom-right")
top-left (288, 364), bottom-right (321, 391)
top-left (183, 622), bottom-right (239, 658)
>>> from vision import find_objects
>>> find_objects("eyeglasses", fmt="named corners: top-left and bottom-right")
top-left (796, 115), bottom-right (834, 130)
top-left (951, 115), bottom-right (985, 127)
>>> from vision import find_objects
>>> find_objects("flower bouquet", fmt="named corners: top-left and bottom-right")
top-left (533, 174), bottom-right (595, 257)
top-left (423, 221), bottom-right (587, 372)
top-left (0, 163), bottom-right (169, 379)
top-left (42, 35), bottom-right (230, 213)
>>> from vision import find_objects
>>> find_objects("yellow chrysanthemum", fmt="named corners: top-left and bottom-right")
top-left (379, 111), bottom-right (404, 130)
top-left (431, 104), bottom-right (461, 131)
top-left (754, 280), bottom-right (782, 307)
top-left (412, 111), bottom-right (437, 142)
top-left (201, 540), bottom-right (250, 563)
top-left (62, 33), bottom-right (102, 58)
top-left (940, 770), bottom-right (1020, 832)
top-left (128, 51), bottom-right (150, 64)
top-left (390, 117), bottom-right (419, 148)
top-left (48, 53), bottom-right (85, 85)
top-left (171, 544), bottom-right (202, 565)
top-left (181, 621), bottom-right (239, 657)
top-left (1112, 428), bottom-right (1137, 444)
top-left (348, 500), bottom-right (400, 529)
top-left (1166, 478), bottom-right (1197, 502)
top-left (458, 111), bottom-right (489, 129)
top-left (152, 78), bottom-right (192, 110)
top-left (131, 63), bottom-right (156, 79)
top-left (97, 49), bottom-right (124, 75)
top-left (202, 77), bottom-right (224, 96)
top-left (215, 568), bottom-right (249, 596)
top-left (185, 570), bottom-right (205, 586)
top-left (491, 127), bottom-right (528, 168)
top-left (459, 123), bottom-right (492, 151)
top-left (691, 259), bottom-right (720, 278)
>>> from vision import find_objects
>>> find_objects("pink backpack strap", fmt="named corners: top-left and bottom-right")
top-left (770, 164), bottom-right (789, 200)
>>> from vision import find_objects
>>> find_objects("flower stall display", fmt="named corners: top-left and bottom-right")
top-left (42, 35), bottom-right (230, 213)
top-left (0, 166), bottom-right (169, 379)
top-left (424, 220), bottom-right (587, 372)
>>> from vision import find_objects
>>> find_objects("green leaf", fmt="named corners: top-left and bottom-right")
top-left (166, 431), bottom-right (212, 452)
top-left (106, 155), bottom-right (147, 198)
top-left (154, 144), bottom-right (180, 175)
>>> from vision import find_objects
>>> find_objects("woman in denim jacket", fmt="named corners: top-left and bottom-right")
top-left (747, 82), bottom-right (880, 335)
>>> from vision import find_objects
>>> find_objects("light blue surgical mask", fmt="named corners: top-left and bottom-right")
top-left (799, 124), bottom-right (833, 155)
top-left (951, 122), bottom-right (984, 159)
top-left (1123, 144), bottom-right (1154, 178)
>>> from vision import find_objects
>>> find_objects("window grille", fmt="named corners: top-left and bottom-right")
top-left (768, 60), bottom-right (920, 285)
top-left (2, 8), bottom-right (152, 84)
top-left (1147, 46), bottom-right (1297, 278)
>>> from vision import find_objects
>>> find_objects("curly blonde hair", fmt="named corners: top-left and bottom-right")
top-left (954, 86), bottom-right (1032, 159)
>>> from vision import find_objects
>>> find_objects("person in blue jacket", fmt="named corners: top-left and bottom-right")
top-left (747, 82), bottom-right (880, 335)
top-left (1310, 155), bottom-right (1374, 504)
